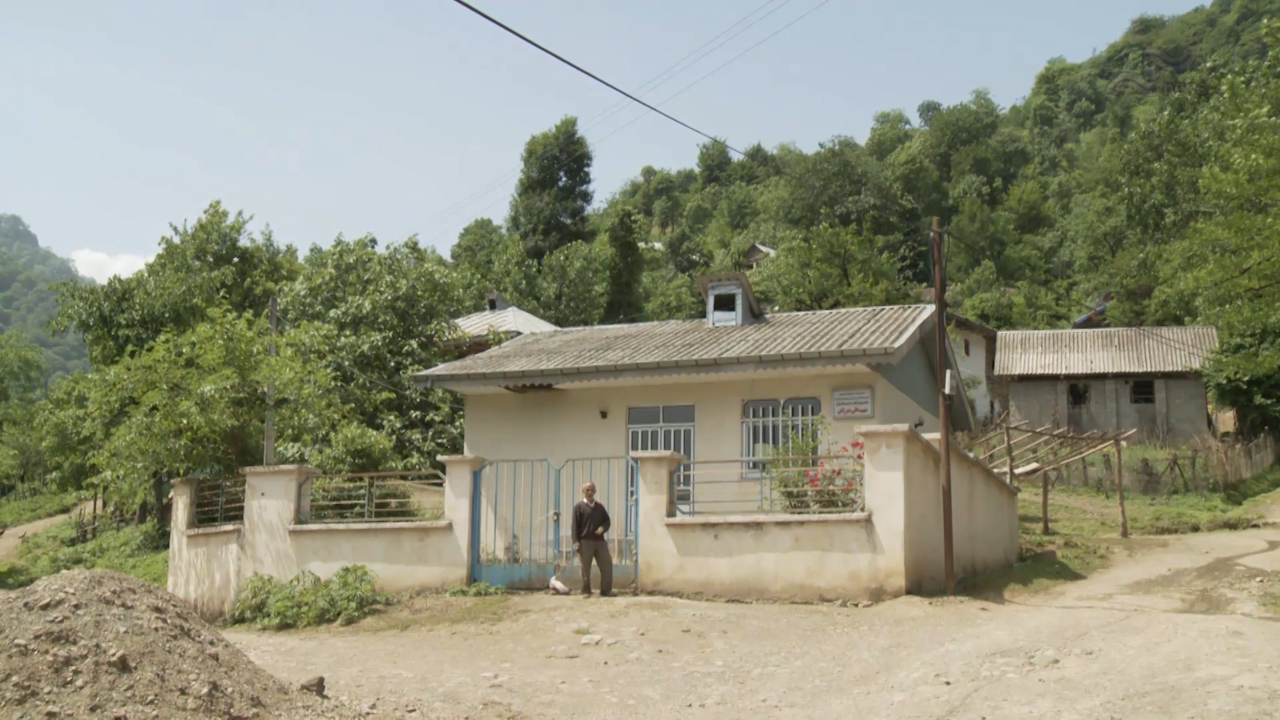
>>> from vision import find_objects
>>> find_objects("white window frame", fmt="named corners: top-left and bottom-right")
top-left (741, 397), bottom-right (822, 473)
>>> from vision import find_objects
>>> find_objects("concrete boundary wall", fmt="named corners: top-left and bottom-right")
top-left (169, 431), bottom-right (1019, 614)
top-left (632, 424), bottom-right (1019, 601)
top-left (168, 458), bottom-right (478, 618)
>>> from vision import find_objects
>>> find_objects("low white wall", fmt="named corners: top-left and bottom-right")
top-left (168, 460), bottom-right (477, 618)
top-left (631, 425), bottom-right (1018, 602)
top-left (916, 432), bottom-right (1021, 589)
top-left (289, 521), bottom-right (465, 592)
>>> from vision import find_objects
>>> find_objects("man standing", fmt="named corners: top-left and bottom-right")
top-left (572, 481), bottom-right (613, 597)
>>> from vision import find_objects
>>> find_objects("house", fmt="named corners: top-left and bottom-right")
top-left (994, 326), bottom-right (1218, 441)
top-left (948, 313), bottom-right (998, 427)
top-left (417, 273), bottom-right (976, 467)
top-left (411, 273), bottom-right (1017, 600)
top-left (446, 291), bottom-right (557, 358)
top-left (743, 242), bottom-right (775, 271)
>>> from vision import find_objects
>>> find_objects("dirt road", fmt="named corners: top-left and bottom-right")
top-left (229, 527), bottom-right (1280, 719)
top-left (0, 502), bottom-right (92, 562)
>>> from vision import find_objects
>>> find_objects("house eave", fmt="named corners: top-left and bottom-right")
top-left (413, 350), bottom-right (898, 393)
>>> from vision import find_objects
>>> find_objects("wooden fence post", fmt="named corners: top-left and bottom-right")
top-left (1115, 440), bottom-right (1129, 539)
top-left (1041, 471), bottom-right (1050, 535)
top-left (1004, 424), bottom-right (1014, 486)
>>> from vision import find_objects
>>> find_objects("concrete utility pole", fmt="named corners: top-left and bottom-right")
top-left (931, 217), bottom-right (956, 594)
top-left (264, 296), bottom-right (277, 466)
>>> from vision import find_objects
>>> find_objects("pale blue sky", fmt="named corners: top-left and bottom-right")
top-left (3, 0), bottom-right (1202, 281)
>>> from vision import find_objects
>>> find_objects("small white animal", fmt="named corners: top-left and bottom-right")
top-left (549, 576), bottom-right (569, 595)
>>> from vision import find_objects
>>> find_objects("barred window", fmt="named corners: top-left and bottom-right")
top-left (742, 397), bottom-right (821, 469)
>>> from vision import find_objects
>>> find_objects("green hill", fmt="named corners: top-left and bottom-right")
top-left (0, 215), bottom-right (89, 377)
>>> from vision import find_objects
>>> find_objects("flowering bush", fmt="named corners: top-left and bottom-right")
top-left (763, 418), bottom-right (865, 512)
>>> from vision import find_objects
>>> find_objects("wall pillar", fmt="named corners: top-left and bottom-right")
top-left (440, 455), bottom-right (485, 583)
top-left (241, 465), bottom-right (317, 581)
top-left (631, 450), bottom-right (684, 593)
top-left (167, 476), bottom-right (196, 597)
top-left (858, 425), bottom-right (912, 595)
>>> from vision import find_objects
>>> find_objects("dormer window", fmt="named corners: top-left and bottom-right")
top-left (711, 289), bottom-right (740, 327)
top-left (485, 291), bottom-right (510, 313)
top-left (699, 272), bottom-right (762, 328)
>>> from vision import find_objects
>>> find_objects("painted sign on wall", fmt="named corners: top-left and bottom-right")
top-left (832, 387), bottom-right (874, 419)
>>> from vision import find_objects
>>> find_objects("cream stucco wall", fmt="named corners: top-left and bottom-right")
top-left (168, 460), bottom-right (477, 618)
top-left (463, 367), bottom-right (938, 465)
top-left (630, 425), bottom-right (1017, 601)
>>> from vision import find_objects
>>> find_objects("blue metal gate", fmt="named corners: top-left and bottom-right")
top-left (470, 457), bottom-right (637, 589)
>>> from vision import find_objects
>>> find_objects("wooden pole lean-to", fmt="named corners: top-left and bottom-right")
top-left (1114, 439), bottom-right (1129, 538)
top-left (932, 217), bottom-right (955, 594)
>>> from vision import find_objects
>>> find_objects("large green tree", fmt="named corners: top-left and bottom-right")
top-left (507, 117), bottom-right (594, 263)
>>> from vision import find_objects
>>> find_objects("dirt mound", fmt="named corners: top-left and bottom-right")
top-left (0, 570), bottom-right (359, 719)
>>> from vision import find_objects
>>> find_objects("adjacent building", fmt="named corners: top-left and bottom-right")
top-left (994, 326), bottom-right (1219, 441)
top-left (948, 313), bottom-right (998, 427)
top-left (446, 291), bottom-right (557, 358)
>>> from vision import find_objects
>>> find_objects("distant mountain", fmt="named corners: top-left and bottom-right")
top-left (0, 214), bottom-right (89, 377)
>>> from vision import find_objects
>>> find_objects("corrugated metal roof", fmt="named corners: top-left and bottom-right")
top-left (417, 304), bottom-right (934, 383)
top-left (451, 306), bottom-right (558, 339)
top-left (994, 326), bottom-right (1218, 377)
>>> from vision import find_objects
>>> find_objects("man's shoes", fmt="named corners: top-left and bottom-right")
top-left (581, 592), bottom-right (593, 598)
top-left (599, 592), bottom-right (614, 597)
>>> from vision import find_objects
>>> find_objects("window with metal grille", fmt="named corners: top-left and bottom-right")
top-left (628, 405), bottom-right (695, 508)
top-left (1130, 380), bottom-right (1155, 405)
top-left (742, 397), bottom-right (821, 470)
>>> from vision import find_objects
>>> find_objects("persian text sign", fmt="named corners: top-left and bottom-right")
top-left (832, 387), bottom-right (874, 420)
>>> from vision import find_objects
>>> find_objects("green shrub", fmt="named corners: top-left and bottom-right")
top-left (444, 582), bottom-right (506, 597)
top-left (228, 565), bottom-right (390, 629)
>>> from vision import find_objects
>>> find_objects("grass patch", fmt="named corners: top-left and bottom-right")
top-left (0, 519), bottom-right (168, 589)
top-left (444, 582), bottom-right (506, 598)
top-left (0, 491), bottom-right (84, 528)
top-left (228, 566), bottom-right (391, 630)
top-left (961, 467), bottom-right (1280, 601)
top-left (367, 595), bottom-right (514, 632)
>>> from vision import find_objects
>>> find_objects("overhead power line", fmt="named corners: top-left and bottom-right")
top-left (425, 0), bottom-right (794, 235)
top-left (450, 0), bottom-right (745, 156)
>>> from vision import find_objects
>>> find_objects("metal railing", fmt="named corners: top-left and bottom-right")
top-left (673, 454), bottom-right (865, 516)
top-left (193, 476), bottom-right (247, 527)
top-left (300, 470), bottom-right (445, 523)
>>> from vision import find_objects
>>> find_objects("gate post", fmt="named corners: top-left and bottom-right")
top-left (630, 450), bottom-right (685, 594)
top-left (441, 455), bottom-right (485, 584)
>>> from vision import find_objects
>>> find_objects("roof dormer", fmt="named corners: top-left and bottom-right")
top-left (485, 291), bottom-right (510, 312)
top-left (698, 272), bottom-right (762, 328)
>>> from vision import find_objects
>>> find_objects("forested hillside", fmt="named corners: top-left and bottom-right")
top-left (0, 215), bottom-right (89, 377)
top-left (1, 0), bottom-right (1277, 514)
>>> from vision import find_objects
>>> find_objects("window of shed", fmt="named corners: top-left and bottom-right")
top-left (1068, 383), bottom-right (1090, 407)
top-left (963, 338), bottom-right (971, 356)
top-left (1130, 380), bottom-right (1156, 405)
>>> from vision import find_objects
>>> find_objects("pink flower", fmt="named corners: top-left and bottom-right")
top-left (856, 452), bottom-right (865, 460)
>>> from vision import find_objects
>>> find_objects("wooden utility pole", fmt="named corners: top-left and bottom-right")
top-left (1114, 439), bottom-right (1129, 538)
top-left (931, 217), bottom-right (955, 594)
top-left (264, 296), bottom-right (277, 466)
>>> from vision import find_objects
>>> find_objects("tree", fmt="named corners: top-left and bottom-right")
top-left (603, 207), bottom-right (644, 322)
top-left (451, 218), bottom-right (507, 284)
top-left (283, 235), bottom-right (468, 468)
top-left (507, 117), bottom-right (594, 263)
top-left (535, 241), bottom-right (609, 327)
top-left (53, 201), bottom-right (300, 366)
top-left (697, 140), bottom-right (733, 186)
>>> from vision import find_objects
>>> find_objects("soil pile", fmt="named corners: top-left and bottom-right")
top-left (0, 570), bottom-right (359, 719)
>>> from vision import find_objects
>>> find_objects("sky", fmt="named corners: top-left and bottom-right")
top-left (4, 0), bottom-right (1204, 283)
